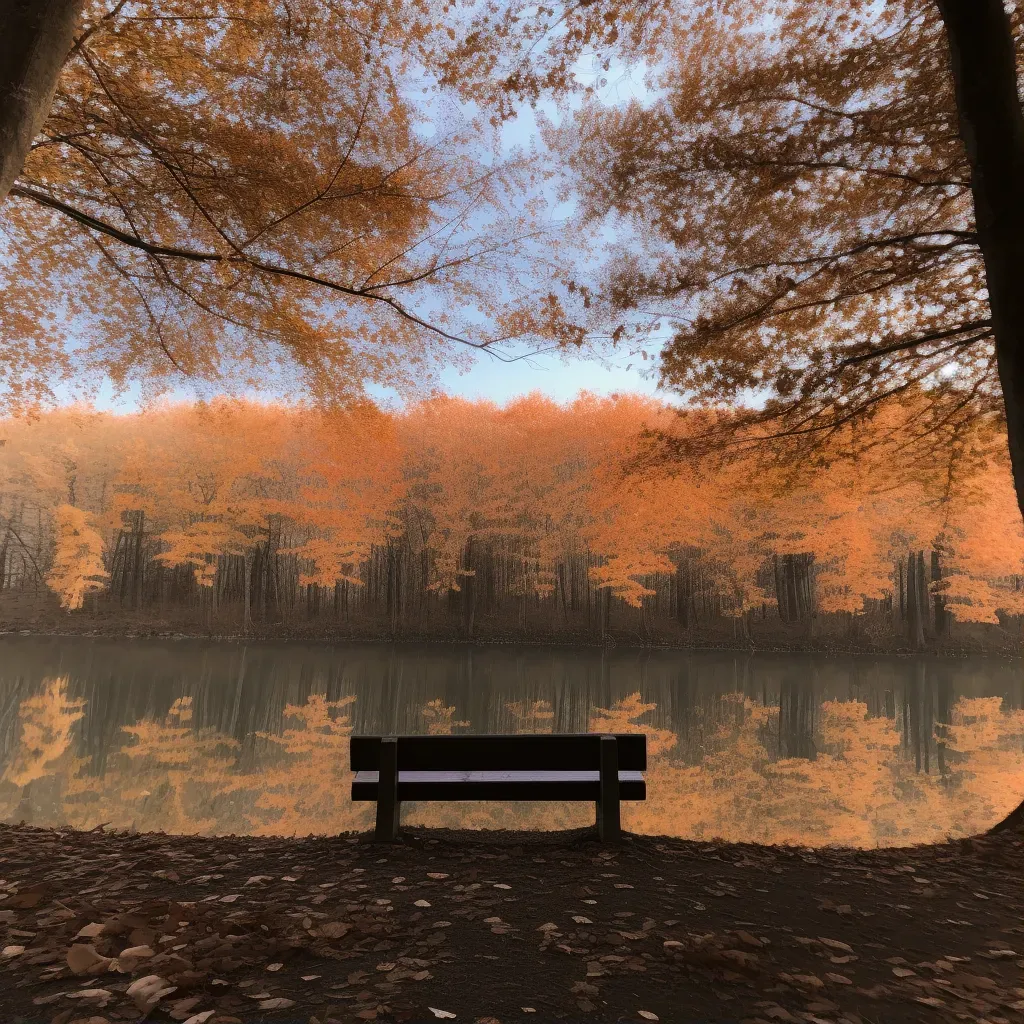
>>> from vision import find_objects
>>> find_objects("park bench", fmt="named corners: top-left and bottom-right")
top-left (350, 733), bottom-right (647, 842)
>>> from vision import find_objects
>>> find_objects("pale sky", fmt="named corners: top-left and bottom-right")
top-left (423, 61), bottom-right (669, 407)
top-left (434, 346), bottom-right (669, 405)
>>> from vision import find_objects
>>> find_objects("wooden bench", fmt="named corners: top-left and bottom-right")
top-left (350, 733), bottom-right (647, 842)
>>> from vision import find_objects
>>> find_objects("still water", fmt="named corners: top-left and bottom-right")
top-left (0, 635), bottom-right (1021, 847)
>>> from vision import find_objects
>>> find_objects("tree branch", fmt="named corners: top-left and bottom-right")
top-left (10, 184), bottom-right (540, 359)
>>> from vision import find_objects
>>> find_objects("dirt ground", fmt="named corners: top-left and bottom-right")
top-left (0, 822), bottom-right (1020, 1024)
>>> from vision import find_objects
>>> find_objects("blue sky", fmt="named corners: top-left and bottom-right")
top-left (422, 60), bottom-right (669, 407)
top-left (435, 345), bottom-right (669, 404)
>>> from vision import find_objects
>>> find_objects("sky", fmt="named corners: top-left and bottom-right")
top-left (435, 345), bottom-right (668, 404)
top-left (421, 59), bottom-right (668, 407)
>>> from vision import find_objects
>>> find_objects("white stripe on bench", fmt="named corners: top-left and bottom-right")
top-left (354, 770), bottom-right (645, 784)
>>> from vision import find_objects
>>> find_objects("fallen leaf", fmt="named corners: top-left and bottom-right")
top-left (67, 943), bottom-right (113, 975)
top-left (75, 923), bottom-right (104, 939)
top-left (119, 944), bottom-right (154, 959)
top-left (818, 938), bottom-right (854, 953)
top-left (792, 974), bottom-right (825, 989)
top-left (429, 1009), bottom-right (457, 1019)
top-left (319, 921), bottom-right (350, 939)
top-left (182, 1011), bottom-right (216, 1024)
top-left (427, 873), bottom-right (449, 879)
top-left (494, 884), bottom-right (511, 890)
top-left (892, 967), bottom-right (916, 978)
top-left (266, 962), bottom-right (283, 972)
top-left (572, 916), bottom-right (593, 924)
top-left (826, 973), bottom-right (852, 985)
top-left (301, 974), bottom-right (321, 981)
top-left (259, 997), bottom-right (296, 1009)
top-left (638, 1013), bottom-right (659, 1021)
top-left (127, 974), bottom-right (177, 1011)
top-left (1, 946), bottom-right (24, 957)
top-left (219, 895), bottom-right (239, 903)
top-left (168, 995), bottom-right (202, 1019)
top-left (414, 900), bottom-right (432, 908)
top-left (7, 883), bottom-right (47, 908)
top-left (65, 988), bottom-right (113, 1007)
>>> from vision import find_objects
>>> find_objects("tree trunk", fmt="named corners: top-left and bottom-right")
top-left (931, 549), bottom-right (946, 635)
top-left (243, 550), bottom-right (253, 634)
top-left (0, 0), bottom-right (83, 201)
top-left (906, 549), bottom-right (925, 650)
top-left (935, 0), bottom-right (1024, 832)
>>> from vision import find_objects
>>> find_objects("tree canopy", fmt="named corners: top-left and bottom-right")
top-left (1, 0), bottom-right (571, 408)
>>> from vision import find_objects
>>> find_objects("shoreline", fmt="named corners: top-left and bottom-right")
top-left (2, 619), bottom-right (1022, 660)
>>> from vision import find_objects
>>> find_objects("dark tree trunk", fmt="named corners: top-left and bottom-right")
top-left (0, 0), bottom-right (83, 201)
top-left (676, 559), bottom-right (690, 628)
top-left (931, 549), bottom-right (946, 635)
top-left (935, 0), bottom-right (1024, 833)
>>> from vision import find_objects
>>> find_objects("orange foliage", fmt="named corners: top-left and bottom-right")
top-left (0, 686), bottom-right (1019, 846)
top-left (2, 395), bottom-right (1023, 625)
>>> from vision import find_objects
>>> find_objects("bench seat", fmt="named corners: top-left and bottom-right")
top-left (352, 769), bottom-right (646, 802)
top-left (350, 733), bottom-right (647, 842)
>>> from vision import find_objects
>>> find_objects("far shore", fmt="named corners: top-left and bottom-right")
top-left (1, 616), bottom-right (1022, 660)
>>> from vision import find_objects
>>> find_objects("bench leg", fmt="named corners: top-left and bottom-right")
top-left (597, 734), bottom-right (621, 841)
top-left (374, 737), bottom-right (400, 842)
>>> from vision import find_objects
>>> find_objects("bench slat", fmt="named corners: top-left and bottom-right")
top-left (350, 733), bottom-right (647, 771)
top-left (351, 769), bottom-right (646, 802)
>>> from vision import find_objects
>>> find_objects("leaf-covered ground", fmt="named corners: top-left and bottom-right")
top-left (0, 823), bottom-right (1020, 1024)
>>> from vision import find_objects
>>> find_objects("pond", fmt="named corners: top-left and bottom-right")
top-left (0, 634), bottom-right (1021, 847)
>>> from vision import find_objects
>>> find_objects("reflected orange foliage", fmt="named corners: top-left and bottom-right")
top-left (2, 684), bottom-right (1017, 847)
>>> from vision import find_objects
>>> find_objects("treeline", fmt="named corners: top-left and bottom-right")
top-left (1, 395), bottom-right (1023, 648)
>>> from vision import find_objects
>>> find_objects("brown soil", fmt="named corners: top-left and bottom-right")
top-left (0, 823), bottom-right (1021, 1024)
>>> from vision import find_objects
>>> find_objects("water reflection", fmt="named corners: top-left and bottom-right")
top-left (0, 636), bottom-right (1021, 846)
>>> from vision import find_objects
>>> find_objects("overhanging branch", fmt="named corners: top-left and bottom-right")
top-left (9, 184), bottom-right (543, 361)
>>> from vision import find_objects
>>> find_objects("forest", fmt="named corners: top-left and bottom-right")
top-left (2, 392), bottom-right (1023, 650)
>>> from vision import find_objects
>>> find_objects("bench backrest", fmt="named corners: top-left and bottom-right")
top-left (350, 733), bottom-right (647, 772)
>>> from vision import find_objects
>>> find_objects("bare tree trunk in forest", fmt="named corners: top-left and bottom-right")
top-left (906, 550), bottom-right (925, 650)
top-left (0, 0), bottom-right (83, 201)
top-left (676, 558), bottom-right (690, 628)
top-left (0, 527), bottom-right (9, 590)
top-left (463, 536), bottom-right (475, 637)
top-left (931, 549), bottom-right (946, 635)
top-left (132, 510), bottom-right (144, 609)
top-left (916, 551), bottom-right (929, 639)
top-left (243, 550), bottom-right (253, 634)
top-left (785, 555), bottom-right (799, 621)
top-left (934, 0), bottom-right (1024, 830)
